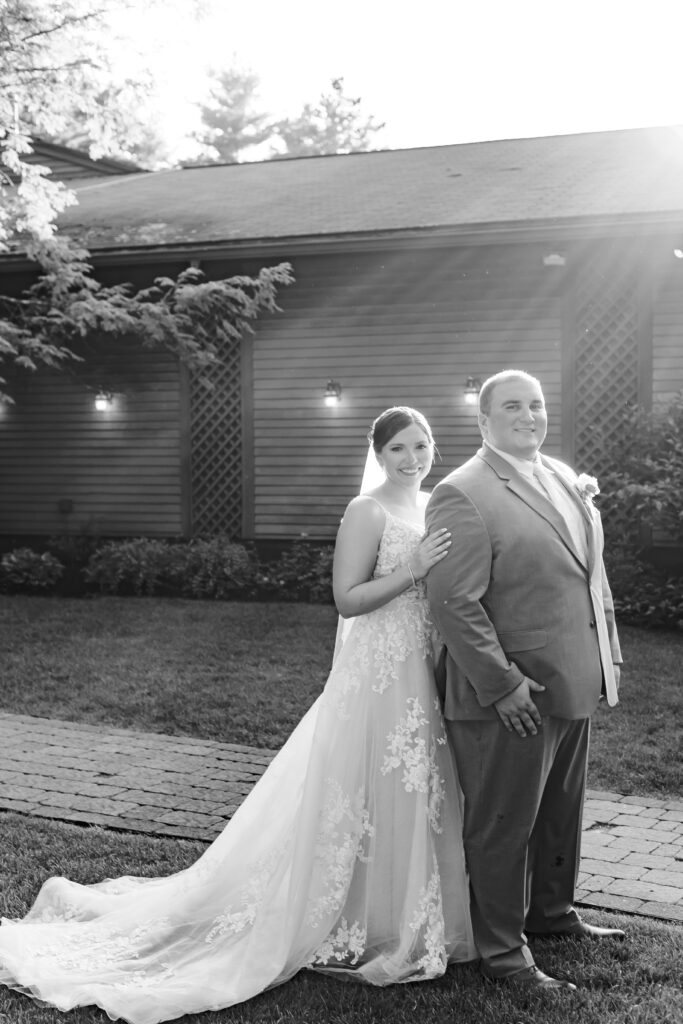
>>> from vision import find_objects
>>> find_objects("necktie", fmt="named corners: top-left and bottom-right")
top-left (532, 462), bottom-right (555, 500)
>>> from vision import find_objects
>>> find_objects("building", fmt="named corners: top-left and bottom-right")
top-left (1, 125), bottom-right (682, 543)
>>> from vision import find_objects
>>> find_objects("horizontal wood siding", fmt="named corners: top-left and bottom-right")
top-left (0, 349), bottom-right (183, 537)
top-left (251, 244), bottom-right (564, 539)
top-left (652, 258), bottom-right (683, 406)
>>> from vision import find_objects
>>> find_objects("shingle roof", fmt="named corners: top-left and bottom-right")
top-left (30, 140), bottom-right (143, 181)
top-left (57, 125), bottom-right (683, 251)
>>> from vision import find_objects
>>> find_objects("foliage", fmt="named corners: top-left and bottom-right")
top-left (1, 0), bottom-right (97, 248)
top-left (598, 393), bottom-right (683, 628)
top-left (191, 73), bottom-right (385, 164)
top-left (83, 535), bottom-right (260, 599)
top-left (82, 537), bottom-right (176, 595)
top-left (0, 546), bottom-right (63, 592)
top-left (189, 67), bottom-right (275, 164)
top-left (599, 393), bottom-right (683, 547)
top-left (48, 80), bottom-right (174, 171)
top-left (0, 245), bottom-right (294, 401)
top-left (0, 0), bottom-right (160, 252)
top-left (1, 535), bottom-right (333, 603)
top-left (0, 0), bottom-right (208, 204)
top-left (271, 77), bottom-right (386, 158)
top-left (1, 4), bottom-right (295, 403)
top-left (257, 541), bottom-right (334, 602)
top-left (604, 544), bottom-right (683, 629)
top-left (169, 537), bottom-right (257, 599)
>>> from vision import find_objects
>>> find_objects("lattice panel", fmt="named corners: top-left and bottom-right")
top-left (574, 261), bottom-right (639, 474)
top-left (189, 341), bottom-right (242, 537)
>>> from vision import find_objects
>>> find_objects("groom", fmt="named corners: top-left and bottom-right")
top-left (426, 369), bottom-right (624, 991)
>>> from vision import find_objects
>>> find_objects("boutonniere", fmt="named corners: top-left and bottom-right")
top-left (575, 473), bottom-right (600, 504)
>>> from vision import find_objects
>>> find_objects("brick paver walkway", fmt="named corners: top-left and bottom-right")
top-left (0, 711), bottom-right (681, 924)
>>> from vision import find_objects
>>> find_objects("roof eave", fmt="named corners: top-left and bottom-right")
top-left (2, 211), bottom-right (683, 270)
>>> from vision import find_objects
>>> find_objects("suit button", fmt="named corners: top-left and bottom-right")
top-left (589, 620), bottom-right (596, 628)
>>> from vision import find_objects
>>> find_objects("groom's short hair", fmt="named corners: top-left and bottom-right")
top-left (478, 369), bottom-right (543, 416)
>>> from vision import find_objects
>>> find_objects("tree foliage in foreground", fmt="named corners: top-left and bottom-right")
top-left (0, 243), bottom-right (294, 402)
top-left (0, 0), bottom-right (163, 249)
top-left (0, 2), bottom-right (294, 400)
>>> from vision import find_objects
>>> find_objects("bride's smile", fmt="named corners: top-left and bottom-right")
top-left (377, 424), bottom-right (434, 492)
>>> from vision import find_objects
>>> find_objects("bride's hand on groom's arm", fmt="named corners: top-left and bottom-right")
top-left (409, 529), bottom-right (451, 580)
top-left (494, 677), bottom-right (545, 737)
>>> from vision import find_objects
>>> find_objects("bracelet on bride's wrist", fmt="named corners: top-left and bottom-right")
top-left (406, 564), bottom-right (417, 588)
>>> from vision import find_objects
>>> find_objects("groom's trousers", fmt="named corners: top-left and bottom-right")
top-left (447, 715), bottom-right (590, 976)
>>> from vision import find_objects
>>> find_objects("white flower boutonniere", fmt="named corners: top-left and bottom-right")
top-left (575, 473), bottom-right (600, 504)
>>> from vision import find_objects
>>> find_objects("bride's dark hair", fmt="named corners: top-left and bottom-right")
top-left (368, 406), bottom-right (434, 453)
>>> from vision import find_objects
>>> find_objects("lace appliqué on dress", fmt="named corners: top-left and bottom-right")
top-left (206, 842), bottom-right (291, 943)
top-left (33, 918), bottom-right (175, 986)
top-left (381, 697), bottom-right (446, 833)
top-left (307, 918), bottom-right (367, 967)
top-left (327, 513), bottom-right (438, 718)
top-left (306, 780), bottom-right (375, 927)
top-left (409, 865), bottom-right (447, 977)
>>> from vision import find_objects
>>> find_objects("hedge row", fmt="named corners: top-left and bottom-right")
top-left (0, 537), bottom-right (334, 603)
top-left (1, 534), bottom-right (681, 628)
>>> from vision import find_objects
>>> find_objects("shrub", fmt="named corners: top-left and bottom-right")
top-left (598, 392), bottom-right (683, 629)
top-left (0, 547), bottom-right (64, 592)
top-left (83, 538), bottom-right (175, 596)
top-left (257, 541), bottom-right (334, 602)
top-left (174, 537), bottom-right (256, 599)
top-left (82, 536), bottom-right (256, 599)
top-left (604, 544), bottom-right (683, 630)
top-left (46, 533), bottom-right (101, 596)
top-left (599, 392), bottom-right (683, 549)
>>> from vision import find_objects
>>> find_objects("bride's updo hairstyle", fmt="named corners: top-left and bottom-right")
top-left (368, 406), bottom-right (434, 453)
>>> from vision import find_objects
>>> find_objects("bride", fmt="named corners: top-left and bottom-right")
top-left (0, 406), bottom-right (475, 1024)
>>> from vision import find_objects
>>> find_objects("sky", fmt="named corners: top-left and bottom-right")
top-left (111, 0), bottom-right (683, 162)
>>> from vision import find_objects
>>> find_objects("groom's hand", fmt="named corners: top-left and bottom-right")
top-left (494, 677), bottom-right (545, 737)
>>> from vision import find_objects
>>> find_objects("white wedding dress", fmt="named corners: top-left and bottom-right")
top-left (0, 507), bottom-right (475, 1024)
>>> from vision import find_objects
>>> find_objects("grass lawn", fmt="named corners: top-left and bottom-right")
top-left (1, 595), bottom-right (681, 797)
top-left (0, 812), bottom-right (681, 1024)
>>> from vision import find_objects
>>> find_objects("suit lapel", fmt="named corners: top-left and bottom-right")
top-left (541, 455), bottom-right (600, 568)
top-left (478, 447), bottom-right (588, 570)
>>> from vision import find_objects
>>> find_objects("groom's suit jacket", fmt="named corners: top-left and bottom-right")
top-left (426, 446), bottom-right (621, 721)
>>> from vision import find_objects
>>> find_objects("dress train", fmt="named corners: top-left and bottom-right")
top-left (0, 509), bottom-right (475, 1023)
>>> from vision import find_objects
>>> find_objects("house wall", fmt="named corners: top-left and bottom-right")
top-left (1, 237), bottom-right (682, 543)
top-left (0, 346), bottom-right (183, 537)
top-left (248, 243), bottom-right (565, 539)
top-left (652, 254), bottom-right (683, 406)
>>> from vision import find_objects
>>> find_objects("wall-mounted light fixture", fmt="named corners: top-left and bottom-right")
top-left (542, 252), bottom-right (567, 267)
top-left (464, 376), bottom-right (482, 405)
top-left (94, 390), bottom-right (115, 412)
top-left (324, 380), bottom-right (342, 407)
top-left (674, 248), bottom-right (683, 260)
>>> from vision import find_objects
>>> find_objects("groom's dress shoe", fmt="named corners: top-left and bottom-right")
top-left (528, 922), bottom-right (625, 941)
top-left (485, 965), bottom-right (577, 991)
